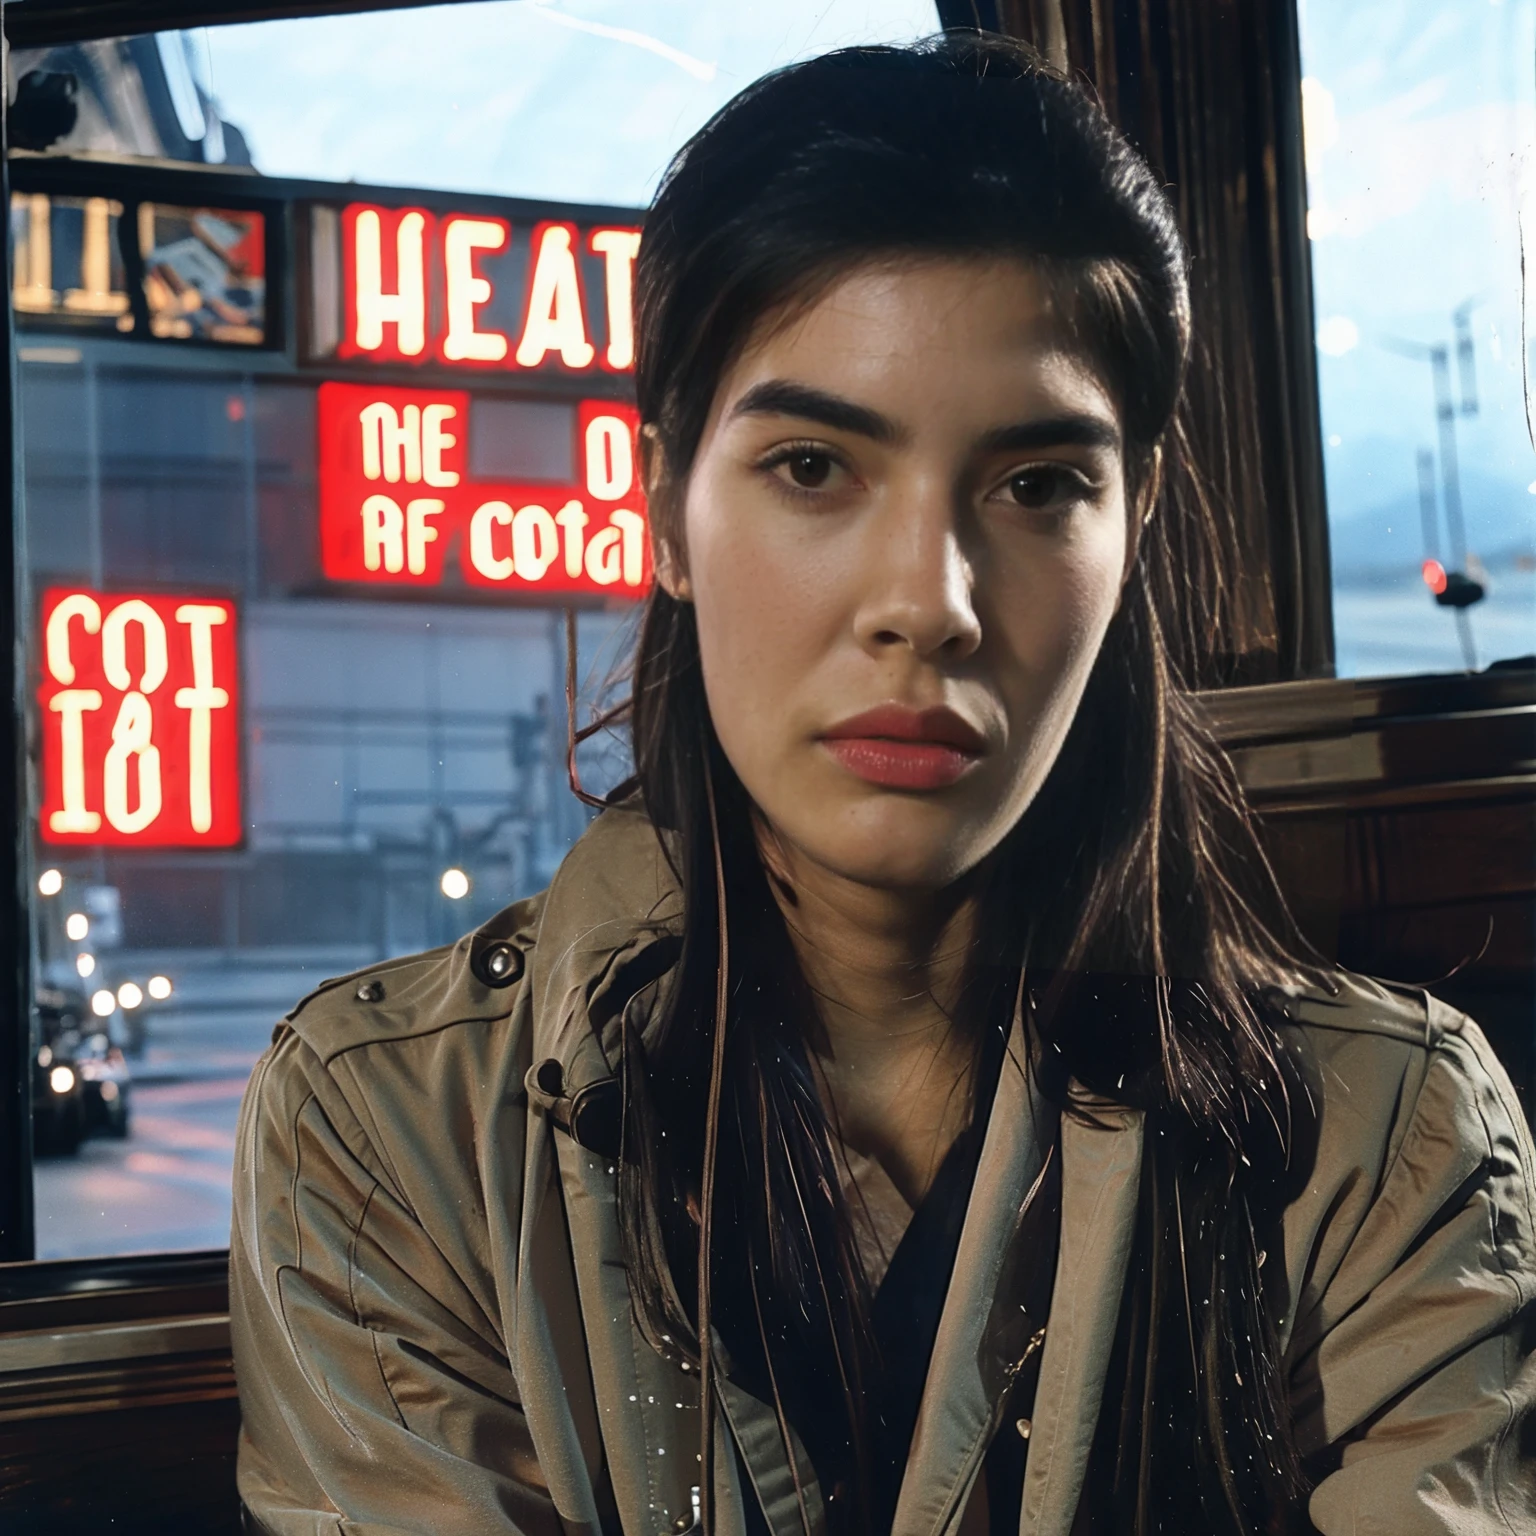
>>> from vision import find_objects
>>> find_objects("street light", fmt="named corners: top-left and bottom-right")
top-left (440, 867), bottom-right (470, 900)
top-left (65, 911), bottom-right (89, 941)
top-left (90, 989), bottom-right (116, 1018)
top-left (38, 869), bottom-right (62, 897)
top-left (117, 982), bottom-right (144, 1010)
top-left (147, 975), bottom-right (173, 1001)
top-left (76, 953), bottom-right (96, 979)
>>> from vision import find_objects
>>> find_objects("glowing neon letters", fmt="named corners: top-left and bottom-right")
top-left (318, 383), bottom-right (650, 595)
top-left (38, 589), bottom-right (241, 847)
top-left (337, 204), bottom-right (641, 374)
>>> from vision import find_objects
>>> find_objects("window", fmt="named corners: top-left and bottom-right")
top-left (1300, 0), bottom-right (1536, 677)
top-left (12, 0), bottom-right (939, 1260)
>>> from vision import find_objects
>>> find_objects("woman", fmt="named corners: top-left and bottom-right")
top-left (231, 34), bottom-right (1536, 1536)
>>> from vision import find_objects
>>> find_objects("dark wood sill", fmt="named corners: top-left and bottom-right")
top-left (0, 1253), bottom-right (239, 1532)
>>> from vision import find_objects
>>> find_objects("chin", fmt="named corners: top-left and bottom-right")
top-left (780, 792), bottom-right (994, 893)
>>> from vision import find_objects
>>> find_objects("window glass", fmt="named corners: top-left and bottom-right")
top-left (15, 1), bottom-right (937, 1261)
top-left (12, 2), bottom-right (938, 203)
top-left (1300, 0), bottom-right (1536, 676)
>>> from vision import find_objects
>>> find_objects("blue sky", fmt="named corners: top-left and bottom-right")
top-left (197, 1), bottom-right (940, 206)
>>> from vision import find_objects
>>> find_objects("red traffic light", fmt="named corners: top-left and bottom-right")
top-left (1421, 558), bottom-right (1448, 595)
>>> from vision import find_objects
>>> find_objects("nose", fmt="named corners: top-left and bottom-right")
top-left (853, 486), bottom-right (982, 662)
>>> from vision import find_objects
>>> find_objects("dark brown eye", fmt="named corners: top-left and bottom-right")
top-left (1006, 467), bottom-right (1062, 508)
top-left (785, 451), bottom-right (834, 488)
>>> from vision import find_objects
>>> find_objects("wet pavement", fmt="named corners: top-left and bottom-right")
top-left (34, 1075), bottom-right (252, 1259)
top-left (33, 1007), bottom-right (275, 1260)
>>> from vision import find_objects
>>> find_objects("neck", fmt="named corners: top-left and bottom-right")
top-left (756, 820), bottom-right (984, 1200)
top-left (768, 849), bottom-right (979, 1041)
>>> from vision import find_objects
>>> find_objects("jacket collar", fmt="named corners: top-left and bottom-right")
top-left (524, 803), bottom-right (685, 1085)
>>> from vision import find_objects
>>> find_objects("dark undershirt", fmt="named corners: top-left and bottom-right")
top-left (862, 1114), bottom-right (993, 1533)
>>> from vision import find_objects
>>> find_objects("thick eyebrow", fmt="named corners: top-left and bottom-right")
top-left (728, 380), bottom-right (1122, 457)
top-left (728, 380), bottom-right (905, 445)
top-left (975, 416), bottom-right (1122, 456)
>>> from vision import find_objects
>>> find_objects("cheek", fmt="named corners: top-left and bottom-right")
top-left (682, 472), bottom-right (843, 774)
top-left (1053, 532), bottom-right (1128, 661)
top-left (987, 518), bottom-right (1128, 755)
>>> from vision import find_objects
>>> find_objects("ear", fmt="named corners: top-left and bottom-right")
top-left (641, 424), bottom-right (693, 601)
top-left (654, 541), bottom-right (692, 602)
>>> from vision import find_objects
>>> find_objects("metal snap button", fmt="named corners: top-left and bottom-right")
top-left (480, 941), bottom-right (522, 986)
top-left (672, 1485), bottom-right (702, 1534)
top-left (1015, 1417), bottom-right (1032, 1440)
top-left (355, 979), bottom-right (385, 1003)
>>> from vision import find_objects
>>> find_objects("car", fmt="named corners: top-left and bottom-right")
top-left (33, 986), bottom-right (131, 1155)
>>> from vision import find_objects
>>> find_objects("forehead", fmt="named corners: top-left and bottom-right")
top-left (714, 257), bottom-right (1121, 431)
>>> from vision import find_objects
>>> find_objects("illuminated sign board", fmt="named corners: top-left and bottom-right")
top-left (11, 191), bottom-right (269, 346)
top-left (10, 164), bottom-right (652, 603)
top-left (38, 589), bottom-right (241, 847)
top-left (313, 203), bottom-right (642, 377)
top-left (318, 383), bottom-right (649, 596)
top-left (8, 164), bottom-right (643, 376)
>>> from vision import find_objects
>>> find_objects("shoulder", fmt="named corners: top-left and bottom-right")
top-left (279, 890), bottom-right (544, 1067)
top-left (276, 798), bottom-right (676, 1065)
top-left (233, 888), bottom-right (547, 1247)
top-left (239, 800), bottom-right (680, 1173)
top-left (1275, 971), bottom-right (1536, 1342)
top-left (1283, 966), bottom-right (1472, 1054)
top-left (1282, 971), bottom-right (1531, 1186)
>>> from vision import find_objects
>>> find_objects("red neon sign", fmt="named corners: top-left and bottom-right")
top-left (317, 383), bottom-right (650, 596)
top-left (38, 589), bottom-right (241, 848)
top-left (337, 203), bottom-right (641, 375)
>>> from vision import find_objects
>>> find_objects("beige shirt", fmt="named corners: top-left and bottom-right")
top-left (231, 804), bottom-right (1536, 1536)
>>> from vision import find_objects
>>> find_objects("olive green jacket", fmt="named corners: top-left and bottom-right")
top-left (231, 804), bottom-right (1536, 1536)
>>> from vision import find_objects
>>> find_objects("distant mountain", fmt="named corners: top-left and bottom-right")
top-left (1325, 466), bottom-right (1536, 582)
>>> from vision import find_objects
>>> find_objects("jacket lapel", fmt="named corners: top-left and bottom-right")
top-left (511, 1030), bottom-right (614, 1536)
top-left (531, 962), bottom-right (718, 1536)
top-left (551, 1108), bottom-right (702, 1529)
top-left (889, 1020), bottom-right (1054, 1536)
top-left (719, 1374), bottom-right (827, 1536)
top-left (1019, 1103), bottom-right (1143, 1536)
top-left (554, 1122), bottom-right (773, 1536)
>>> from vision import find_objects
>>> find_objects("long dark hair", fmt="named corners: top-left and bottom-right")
top-left (606, 32), bottom-right (1320, 1536)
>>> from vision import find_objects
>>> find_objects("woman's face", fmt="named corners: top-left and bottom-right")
top-left (664, 258), bottom-right (1135, 893)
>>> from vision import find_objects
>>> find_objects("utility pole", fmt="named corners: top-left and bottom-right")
top-left (1416, 448), bottom-right (1438, 560)
top-left (1381, 297), bottom-right (1485, 670)
top-left (1453, 298), bottom-right (1479, 417)
top-left (1428, 343), bottom-right (1470, 571)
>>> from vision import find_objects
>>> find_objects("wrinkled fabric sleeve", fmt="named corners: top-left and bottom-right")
top-left (1291, 1021), bottom-right (1536, 1535)
top-left (231, 1027), bottom-right (558, 1536)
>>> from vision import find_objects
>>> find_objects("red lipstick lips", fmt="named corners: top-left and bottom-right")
top-left (819, 705), bottom-right (986, 791)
